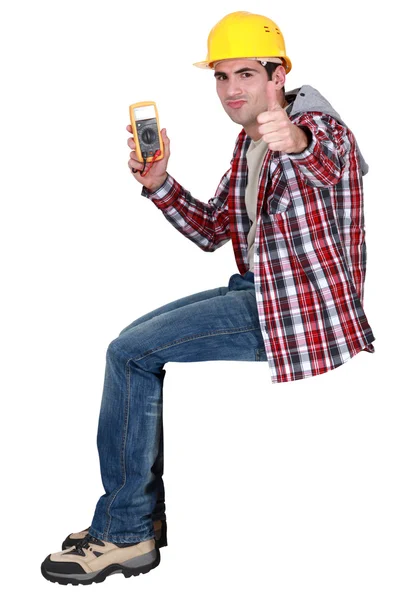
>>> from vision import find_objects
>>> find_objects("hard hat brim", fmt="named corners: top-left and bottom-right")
top-left (193, 56), bottom-right (292, 73)
top-left (193, 60), bottom-right (212, 69)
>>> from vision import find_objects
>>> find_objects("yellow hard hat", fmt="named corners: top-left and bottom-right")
top-left (193, 11), bottom-right (292, 74)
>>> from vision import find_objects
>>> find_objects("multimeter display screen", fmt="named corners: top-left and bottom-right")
top-left (134, 105), bottom-right (156, 121)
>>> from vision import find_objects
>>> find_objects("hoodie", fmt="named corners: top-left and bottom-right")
top-left (286, 84), bottom-right (368, 174)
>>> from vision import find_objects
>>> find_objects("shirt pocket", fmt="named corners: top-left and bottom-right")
top-left (263, 157), bottom-right (292, 215)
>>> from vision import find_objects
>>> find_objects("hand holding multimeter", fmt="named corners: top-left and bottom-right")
top-left (127, 101), bottom-right (170, 191)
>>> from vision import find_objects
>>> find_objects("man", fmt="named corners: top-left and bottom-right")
top-left (41, 10), bottom-right (375, 585)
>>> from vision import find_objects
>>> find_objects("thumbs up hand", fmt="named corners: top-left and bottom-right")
top-left (256, 81), bottom-right (309, 154)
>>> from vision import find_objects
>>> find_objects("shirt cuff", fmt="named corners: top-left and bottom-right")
top-left (141, 173), bottom-right (181, 208)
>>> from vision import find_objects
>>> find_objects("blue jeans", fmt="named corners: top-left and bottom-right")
top-left (88, 270), bottom-right (267, 544)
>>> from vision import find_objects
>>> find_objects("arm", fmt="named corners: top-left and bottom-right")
top-left (286, 112), bottom-right (352, 187)
top-left (141, 166), bottom-right (232, 252)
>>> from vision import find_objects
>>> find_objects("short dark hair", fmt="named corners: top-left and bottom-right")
top-left (261, 61), bottom-right (286, 95)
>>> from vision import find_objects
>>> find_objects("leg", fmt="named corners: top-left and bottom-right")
top-left (122, 283), bottom-right (234, 526)
top-left (89, 271), bottom-right (265, 544)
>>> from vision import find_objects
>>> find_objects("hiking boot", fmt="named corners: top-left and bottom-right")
top-left (41, 533), bottom-right (160, 585)
top-left (62, 519), bottom-right (167, 550)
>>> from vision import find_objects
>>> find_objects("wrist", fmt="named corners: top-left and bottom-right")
top-left (146, 174), bottom-right (168, 193)
top-left (293, 126), bottom-right (312, 153)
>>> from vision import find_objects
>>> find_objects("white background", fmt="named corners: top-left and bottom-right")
top-left (1, 0), bottom-right (399, 598)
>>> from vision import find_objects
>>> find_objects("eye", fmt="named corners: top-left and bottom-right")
top-left (216, 72), bottom-right (252, 81)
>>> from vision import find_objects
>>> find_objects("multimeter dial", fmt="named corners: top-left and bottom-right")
top-left (136, 118), bottom-right (160, 156)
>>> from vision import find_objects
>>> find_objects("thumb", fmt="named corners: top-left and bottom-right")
top-left (161, 128), bottom-right (170, 155)
top-left (266, 80), bottom-right (282, 111)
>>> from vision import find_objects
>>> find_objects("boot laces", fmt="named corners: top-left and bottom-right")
top-left (74, 533), bottom-right (102, 554)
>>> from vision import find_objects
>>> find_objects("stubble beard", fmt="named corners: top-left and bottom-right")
top-left (226, 106), bottom-right (256, 128)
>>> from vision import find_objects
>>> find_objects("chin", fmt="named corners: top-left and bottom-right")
top-left (229, 116), bottom-right (243, 125)
top-left (224, 110), bottom-right (243, 125)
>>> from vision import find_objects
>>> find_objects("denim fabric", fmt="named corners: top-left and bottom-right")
top-left (88, 270), bottom-right (267, 544)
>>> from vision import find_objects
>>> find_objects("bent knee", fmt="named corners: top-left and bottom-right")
top-left (118, 323), bottom-right (135, 336)
top-left (107, 331), bottom-right (145, 363)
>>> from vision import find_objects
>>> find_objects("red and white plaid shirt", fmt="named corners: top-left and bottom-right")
top-left (142, 86), bottom-right (376, 383)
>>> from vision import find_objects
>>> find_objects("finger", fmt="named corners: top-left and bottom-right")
top-left (129, 152), bottom-right (144, 165)
top-left (258, 120), bottom-right (281, 135)
top-left (126, 124), bottom-right (133, 133)
top-left (160, 128), bottom-right (167, 142)
top-left (129, 150), bottom-right (142, 162)
top-left (256, 110), bottom-right (278, 125)
top-left (128, 157), bottom-right (144, 169)
top-left (266, 80), bottom-right (282, 112)
top-left (262, 133), bottom-right (285, 145)
top-left (161, 128), bottom-right (170, 153)
top-left (127, 137), bottom-right (136, 149)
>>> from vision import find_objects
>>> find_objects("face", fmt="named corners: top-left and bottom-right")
top-left (213, 58), bottom-right (286, 140)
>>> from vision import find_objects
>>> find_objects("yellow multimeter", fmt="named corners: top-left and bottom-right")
top-left (129, 101), bottom-right (164, 164)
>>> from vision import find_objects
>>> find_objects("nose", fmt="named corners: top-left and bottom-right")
top-left (226, 79), bottom-right (244, 100)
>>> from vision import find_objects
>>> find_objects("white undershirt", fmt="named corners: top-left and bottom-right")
top-left (245, 101), bottom-right (294, 272)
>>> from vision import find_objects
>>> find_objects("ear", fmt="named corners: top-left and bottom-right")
top-left (277, 64), bottom-right (286, 85)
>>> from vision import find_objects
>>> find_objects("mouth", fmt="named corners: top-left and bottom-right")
top-left (227, 100), bottom-right (246, 109)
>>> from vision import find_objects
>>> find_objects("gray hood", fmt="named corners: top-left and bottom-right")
top-left (285, 85), bottom-right (368, 176)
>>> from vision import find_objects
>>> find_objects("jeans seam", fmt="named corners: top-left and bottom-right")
top-left (130, 326), bottom-right (261, 362)
top-left (103, 360), bottom-right (131, 538)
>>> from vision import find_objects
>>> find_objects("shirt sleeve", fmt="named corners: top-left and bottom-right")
top-left (286, 113), bottom-right (352, 187)
top-left (141, 168), bottom-right (232, 252)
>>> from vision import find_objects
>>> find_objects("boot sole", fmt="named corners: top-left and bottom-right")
top-left (41, 547), bottom-right (160, 585)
